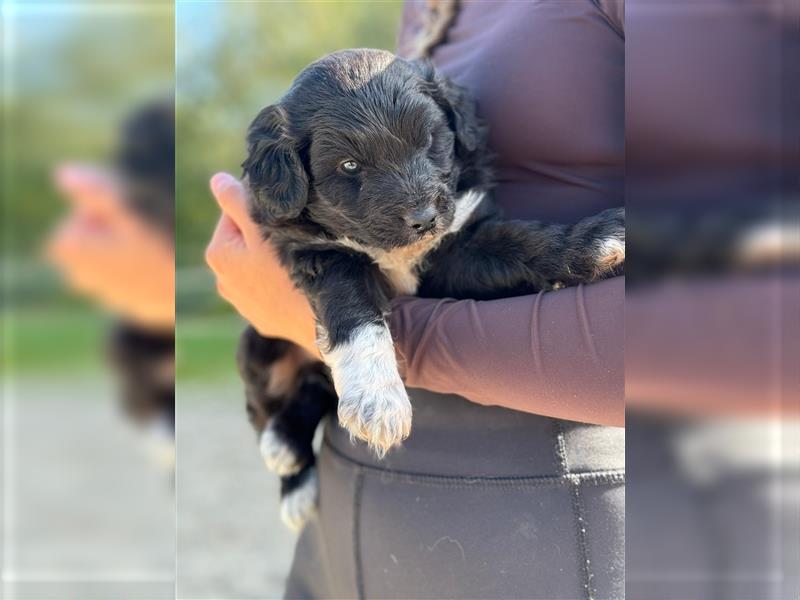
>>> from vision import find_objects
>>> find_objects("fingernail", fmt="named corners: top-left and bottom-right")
top-left (210, 173), bottom-right (234, 196)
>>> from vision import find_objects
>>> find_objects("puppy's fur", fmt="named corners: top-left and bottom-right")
top-left (108, 99), bottom-right (175, 444)
top-left (237, 50), bottom-right (624, 529)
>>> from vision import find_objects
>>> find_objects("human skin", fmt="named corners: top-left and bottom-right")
top-left (205, 172), bottom-right (321, 358)
top-left (46, 164), bottom-right (175, 331)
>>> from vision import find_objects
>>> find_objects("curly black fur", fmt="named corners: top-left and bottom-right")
top-left (108, 98), bottom-right (175, 435)
top-left (237, 50), bottom-right (624, 524)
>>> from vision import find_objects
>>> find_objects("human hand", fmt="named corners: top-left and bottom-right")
top-left (46, 164), bottom-right (175, 330)
top-left (205, 172), bottom-right (320, 358)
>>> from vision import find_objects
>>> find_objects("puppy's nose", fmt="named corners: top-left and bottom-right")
top-left (405, 205), bottom-right (437, 233)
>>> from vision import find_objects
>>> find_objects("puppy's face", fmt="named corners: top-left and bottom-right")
top-left (243, 49), bottom-right (486, 250)
top-left (305, 95), bottom-right (457, 248)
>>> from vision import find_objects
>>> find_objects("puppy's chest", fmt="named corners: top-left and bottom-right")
top-left (334, 191), bottom-right (486, 295)
top-left (373, 241), bottom-right (440, 295)
top-left (339, 238), bottom-right (439, 295)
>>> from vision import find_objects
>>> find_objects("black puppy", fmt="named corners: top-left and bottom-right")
top-left (108, 99), bottom-right (175, 463)
top-left (238, 49), bottom-right (624, 528)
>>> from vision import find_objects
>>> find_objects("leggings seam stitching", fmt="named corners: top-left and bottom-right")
top-left (572, 479), bottom-right (596, 600)
top-left (353, 468), bottom-right (365, 600)
top-left (324, 439), bottom-right (624, 487)
top-left (555, 421), bottom-right (596, 600)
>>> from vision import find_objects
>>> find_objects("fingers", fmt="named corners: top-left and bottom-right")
top-left (53, 163), bottom-right (139, 233)
top-left (210, 172), bottom-right (259, 245)
top-left (54, 164), bottom-right (117, 211)
top-left (205, 213), bottom-right (246, 273)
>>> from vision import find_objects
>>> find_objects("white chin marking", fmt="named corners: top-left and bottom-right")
top-left (595, 237), bottom-right (625, 276)
top-left (259, 425), bottom-right (303, 476)
top-left (281, 469), bottom-right (319, 531)
top-left (322, 323), bottom-right (412, 458)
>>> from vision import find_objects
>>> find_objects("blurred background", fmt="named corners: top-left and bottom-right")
top-left (625, 1), bottom-right (799, 599)
top-left (2, 2), bottom-right (174, 599)
top-left (3, 1), bottom-right (798, 600)
top-left (174, 2), bottom-right (402, 598)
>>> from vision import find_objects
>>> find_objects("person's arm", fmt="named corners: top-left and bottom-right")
top-left (389, 277), bottom-right (624, 427)
top-left (626, 275), bottom-right (799, 417)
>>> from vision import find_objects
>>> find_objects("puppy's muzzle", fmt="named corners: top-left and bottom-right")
top-left (404, 204), bottom-right (438, 234)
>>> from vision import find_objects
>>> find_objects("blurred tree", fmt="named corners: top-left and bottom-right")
top-left (3, 7), bottom-right (174, 308)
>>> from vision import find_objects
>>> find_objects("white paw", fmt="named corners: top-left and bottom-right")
top-left (595, 236), bottom-right (625, 276)
top-left (337, 376), bottom-right (412, 458)
top-left (322, 324), bottom-right (412, 458)
top-left (143, 416), bottom-right (175, 470)
top-left (280, 469), bottom-right (318, 531)
top-left (259, 426), bottom-right (304, 476)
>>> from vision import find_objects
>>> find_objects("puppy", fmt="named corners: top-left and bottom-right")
top-left (108, 99), bottom-right (175, 465)
top-left (237, 49), bottom-right (624, 529)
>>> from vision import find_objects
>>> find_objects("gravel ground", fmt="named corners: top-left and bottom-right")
top-left (2, 376), bottom-right (175, 600)
top-left (1, 376), bottom-right (296, 600)
top-left (176, 380), bottom-right (297, 600)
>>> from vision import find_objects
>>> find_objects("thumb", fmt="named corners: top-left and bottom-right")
top-left (210, 172), bottom-right (260, 245)
top-left (54, 164), bottom-right (140, 233)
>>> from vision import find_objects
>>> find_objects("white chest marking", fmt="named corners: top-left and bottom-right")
top-left (336, 190), bottom-right (485, 295)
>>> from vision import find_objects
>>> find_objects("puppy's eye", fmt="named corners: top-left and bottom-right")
top-left (339, 160), bottom-right (360, 174)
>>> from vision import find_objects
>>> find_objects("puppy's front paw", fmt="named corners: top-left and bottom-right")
top-left (593, 209), bottom-right (625, 277)
top-left (260, 425), bottom-right (305, 476)
top-left (323, 324), bottom-right (412, 458)
top-left (281, 467), bottom-right (318, 531)
top-left (337, 376), bottom-right (412, 458)
top-left (595, 236), bottom-right (625, 275)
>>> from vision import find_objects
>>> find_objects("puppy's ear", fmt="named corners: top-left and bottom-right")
top-left (242, 105), bottom-right (308, 223)
top-left (414, 59), bottom-right (484, 154)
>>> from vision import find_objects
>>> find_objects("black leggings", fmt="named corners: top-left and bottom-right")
top-left (284, 389), bottom-right (624, 600)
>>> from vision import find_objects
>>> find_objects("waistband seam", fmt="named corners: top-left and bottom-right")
top-left (324, 439), bottom-right (625, 488)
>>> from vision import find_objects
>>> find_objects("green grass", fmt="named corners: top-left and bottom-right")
top-left (177, 313), bottom-right (244, 381)
top-left (2, 307), bottom-right (110, 375)
top-left (2, 306), bottom-right (245, 382)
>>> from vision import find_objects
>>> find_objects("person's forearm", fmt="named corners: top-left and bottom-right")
top-left (626, 274), bottom-right (799, 417)
top-left (389, 277), bottom-right (625, 426)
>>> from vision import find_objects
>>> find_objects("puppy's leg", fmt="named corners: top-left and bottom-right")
top-left (279, 461), bottom-right (319, 531)
top-left (561, 207), bottom-right (625, 280)
top-left (291, 249), bottom-right (411, 457)
top-left (239, 327), bottom-right (335, 530)
top-left (109, 322), bottom-right (175, 427)
top-left (273, 372), bottom-right (336, 530)
top-left (423, 208), bottom-right (625, 299)
top-left (238, 326), bottom-right (328, 476)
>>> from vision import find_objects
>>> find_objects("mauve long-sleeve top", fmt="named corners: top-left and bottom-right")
top-left (389, 0), bottom-right (625, 426)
